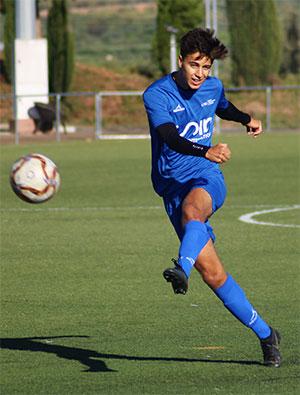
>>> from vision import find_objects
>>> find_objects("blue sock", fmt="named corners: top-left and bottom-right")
top-left (178, 220), bottom-right (210, 278)
top-left (215, 274), bottom-right (271, 339)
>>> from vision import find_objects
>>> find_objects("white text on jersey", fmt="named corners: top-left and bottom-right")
top-left (180, 117), bottom-right (213, 139)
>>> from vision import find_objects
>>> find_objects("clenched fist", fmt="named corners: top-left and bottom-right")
top-left (246, 118), bottom-right (263, 138)
top-left (205, 143), bottom-right (231, 163)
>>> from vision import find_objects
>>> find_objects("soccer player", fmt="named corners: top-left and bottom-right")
top-left (143, 28), bottom-right (281, 367)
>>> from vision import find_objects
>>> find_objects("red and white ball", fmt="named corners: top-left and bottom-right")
top-left (10, 153), bottom-right (60, 203)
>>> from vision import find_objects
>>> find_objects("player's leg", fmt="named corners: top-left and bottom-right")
top-left (173, 170), bottom-right (227, 280)
top-left (163, 187), bottom-right (213, 294)
top-left (178, 187), bottom-right (213, 276)
top-left (195, 243), bottom-right (281, 367)
top-left (195, 240), bottom-right (271, 339)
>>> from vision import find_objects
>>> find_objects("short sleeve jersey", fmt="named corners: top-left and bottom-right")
top-left (143, 74), bottom-right (229, 197)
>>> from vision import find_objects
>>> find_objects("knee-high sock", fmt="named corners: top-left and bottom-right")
top-left (214, 274), bottom-right (271, 339)
top-left (178, 220), bottom-right (210, 278)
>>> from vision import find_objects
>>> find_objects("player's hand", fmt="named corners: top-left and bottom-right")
top-left (246, 118), bottom-right (263, 138)
top-left (205, 143), bottom-right (231, 164)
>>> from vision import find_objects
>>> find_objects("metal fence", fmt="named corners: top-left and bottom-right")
top-left (0, 85), bottom-right (299, 144)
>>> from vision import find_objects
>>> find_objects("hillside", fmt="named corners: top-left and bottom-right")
top-left (0, 62), bottom-right (151, 130)
top-left (69, 62), bottom-right (151, 129)
top-left (72, 63), bottom-right (150, 91)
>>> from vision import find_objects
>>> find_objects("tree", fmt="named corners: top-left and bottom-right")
top-left (47, 0), bottom-right (74, 93)
top-left (280, 11), bottom-right (300, 75)
top-left (226, 0), bottom-right (282, 85)
top-left (2, 0), bottom-right (15, 84)
top-left (153, 0), bottom-right (204, 75)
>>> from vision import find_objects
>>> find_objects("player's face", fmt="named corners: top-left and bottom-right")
top-left (179, 52), bottom-right (212, 89)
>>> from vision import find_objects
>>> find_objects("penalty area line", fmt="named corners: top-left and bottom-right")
top-left (239, 205), bottom-right (300, 228)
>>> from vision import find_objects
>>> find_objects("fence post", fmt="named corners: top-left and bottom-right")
top-left (55, 94), bottom-right (61, 142)
top-left (95, 92), bottom-right (102, 139)
top-left (215, 116), bottom-right (221, 135)
top-left (14, 95), bottom-right (19, 145)
top-left (266, 86), bottom-right (272, 132)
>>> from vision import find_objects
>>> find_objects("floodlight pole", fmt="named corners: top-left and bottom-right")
top-left (205, 0), bottom-right (211, 29)
top-left (15, 0), bottom-right (36, 39)
top-left (13, 0), bottom-right (49, 143)
top-left (206, 0), bottom-right (220, 134)
top-left (166, 26), bottom-right (178, 73)
top-left (14, 0), bottom-right (36, 144)
top-left (212, 0), bottom-right (218, 78)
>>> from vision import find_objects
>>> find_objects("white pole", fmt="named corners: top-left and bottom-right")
top-left (15, 0), bottom-right (36, 39)
top-left (212, 0), bottom-right (218, 78)
top-left (166, 26), bottom-right (178, 73)
top-left (205, 0), bottom-right (211, 28)
top-left (14, 0), bottom-right (36, 143)
top-left (170, 32), bottom-right (177, 72)
top-left (209, 0), bottom-right (221, 134)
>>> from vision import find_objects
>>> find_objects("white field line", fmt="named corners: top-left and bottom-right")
top-left (99, 134), bottom-right (150, 140)
top-left (239, 205), bottom-right (300, 228)
top-left (0, 204), bottom-right (299, 213)
top-left (0, 206), bottom-right (162, 213)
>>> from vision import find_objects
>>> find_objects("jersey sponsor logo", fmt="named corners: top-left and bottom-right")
top-left (201, 99), bottom-right (216, 107)
top-left (173, 104), bottom-right (185, 113)
top-left (180, 117), bottom-right (213, 141)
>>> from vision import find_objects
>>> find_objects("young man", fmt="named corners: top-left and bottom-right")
top-left (143, 28), bottom-right (281, 367)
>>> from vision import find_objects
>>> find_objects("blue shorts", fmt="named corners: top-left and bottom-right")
top-left (163, 169), bottom-right (227, 241)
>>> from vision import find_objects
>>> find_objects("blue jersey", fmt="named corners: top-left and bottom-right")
top-left (143, 74), bottom-right (229, 197)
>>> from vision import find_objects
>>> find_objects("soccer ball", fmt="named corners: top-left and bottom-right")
top-left (10, 153), bottom-right (60, 204)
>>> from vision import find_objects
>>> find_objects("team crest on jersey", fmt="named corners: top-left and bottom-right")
top-left (173, 104), bottom-right (185, 113)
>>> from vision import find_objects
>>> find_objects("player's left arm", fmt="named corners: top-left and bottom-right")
top-left (245, 118), bottom-right (263, 138)
top-left (216, 101), bottom-right (263, 138)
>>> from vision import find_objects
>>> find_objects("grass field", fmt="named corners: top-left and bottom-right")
top-left (0, 132), bottom-right (299, 394)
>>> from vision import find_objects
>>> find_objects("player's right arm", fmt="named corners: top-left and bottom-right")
top-left (157, 123), bottom-right (209, 157)
top-left (157, 123), bottom-right (231, 163)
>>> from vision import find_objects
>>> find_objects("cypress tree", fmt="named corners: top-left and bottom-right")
top-left (47, 0), bottom-right (74, 93)
top-left (2, 0), bottom-right (15, 84)
top-left (281, 12), bottom-right (300, 75)
top-left (288, 14), bottom-right (300, 74)
top-left (153, 0), bottom-right (204, 75)
top-left (226, 0), bottom-right (282, 85)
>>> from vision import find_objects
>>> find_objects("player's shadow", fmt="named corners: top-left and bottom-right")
top-left (0, 336), bottom-right (261, 373)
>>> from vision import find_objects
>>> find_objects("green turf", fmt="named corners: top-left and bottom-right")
top-left (0, 132), bottom-right (299, 394)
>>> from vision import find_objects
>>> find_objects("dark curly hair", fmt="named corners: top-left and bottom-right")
top-left (180, 28), bottom-right (228, 60)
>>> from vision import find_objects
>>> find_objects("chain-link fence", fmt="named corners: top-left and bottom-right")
top-left (0, 85), bottom-right (299, 144)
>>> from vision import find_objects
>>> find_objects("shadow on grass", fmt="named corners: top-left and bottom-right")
top-left (0, 336), bottom-right (262, 372)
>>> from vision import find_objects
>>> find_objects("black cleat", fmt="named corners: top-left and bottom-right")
top-left (163, 259), bottom-right (188, 295)
top-left (260, 327), bottom-right (282, 367)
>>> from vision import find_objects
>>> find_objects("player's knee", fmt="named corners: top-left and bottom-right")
top-left (182, 202), bottom-right (209, 223)
top-left (200, 268), bottom-right (227, 290)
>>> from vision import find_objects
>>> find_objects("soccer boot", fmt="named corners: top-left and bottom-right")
top-left (163, 259), bottom-right (188, 295)
top-left (260, 327), bottom-right (281, 367)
